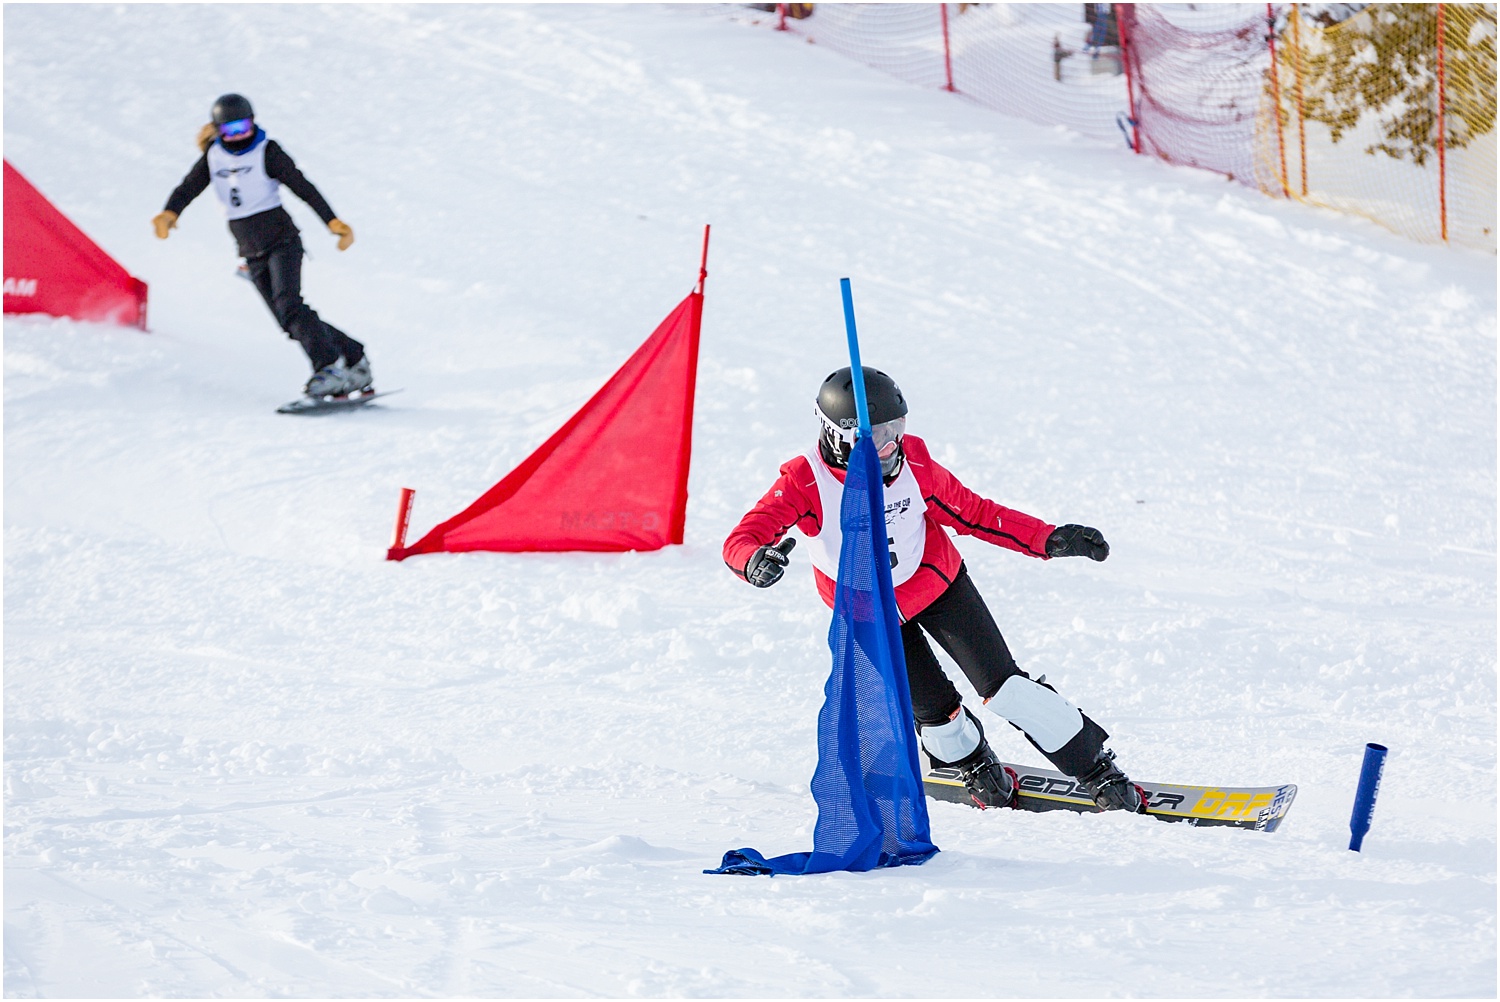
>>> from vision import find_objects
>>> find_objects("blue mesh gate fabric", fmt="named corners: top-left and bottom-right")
top-left (707, 436), bottom-right (939, 876)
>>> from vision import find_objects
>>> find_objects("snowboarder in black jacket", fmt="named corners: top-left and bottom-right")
top-left (153, 93), bottom-right (373, 401)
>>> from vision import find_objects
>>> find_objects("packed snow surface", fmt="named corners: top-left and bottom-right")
top-left (5, 4), bottom-right (1495, 997)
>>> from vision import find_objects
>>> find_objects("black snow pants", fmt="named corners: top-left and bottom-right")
top-left (901, 563), bottom-right (1109, 777)
top-left (246, 236), bottom-right (364, 372)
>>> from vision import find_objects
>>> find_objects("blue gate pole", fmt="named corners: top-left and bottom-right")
top-left (1348, 742), bottom-right (1388, 851)
top-left (839, 278), bottom-right (872, 436)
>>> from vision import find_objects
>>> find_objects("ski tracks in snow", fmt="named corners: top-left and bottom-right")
top-left (4, 3), bottom-right (1495, 997)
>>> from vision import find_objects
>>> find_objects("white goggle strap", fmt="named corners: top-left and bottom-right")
top-left (818, 409), bottom-right (859, 444)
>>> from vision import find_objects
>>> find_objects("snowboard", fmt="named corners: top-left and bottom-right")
top-left (276, 388), bottom-right (400, 415)
top-left (923, 756), bottom-right (1297, 832)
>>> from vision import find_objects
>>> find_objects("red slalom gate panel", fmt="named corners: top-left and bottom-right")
top-left (390, 293), bottom-right (702, 556)
top-left (390, 228), bottom-right (710, 558)
top-left (4, 160), bottom-right (148, 329)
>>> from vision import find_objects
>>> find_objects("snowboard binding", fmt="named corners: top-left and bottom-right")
top-left (955, 744), bottom-right (1020, 810)
top-left (1078, 749), bottom-right (1148, 813)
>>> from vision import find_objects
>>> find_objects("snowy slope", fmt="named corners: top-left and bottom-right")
top-left (4, 4), bottom-right (1495, 997)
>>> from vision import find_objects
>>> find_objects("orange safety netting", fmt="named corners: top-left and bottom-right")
top-left (1256, 3), bottom-right (1496, 251)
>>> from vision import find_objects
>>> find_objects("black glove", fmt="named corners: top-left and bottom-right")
top-left (1046, 524), bottom-right (1109, 561)
top-left (745, 538), bottom-right (796, 588)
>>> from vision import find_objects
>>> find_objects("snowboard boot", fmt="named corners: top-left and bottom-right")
top-left (1077, 749), bottom-right (1147, 813)
top-left (918, 707), bottom-right (1018, 810)
top-left (953, 741), bottom-right (1019, 810)
top-left (304, 362), bottom-right (349, 398)
top-left (342, 354), bottom-right (373, 394)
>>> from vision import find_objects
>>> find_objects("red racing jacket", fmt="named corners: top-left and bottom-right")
top-left (723, 435), bottom-right (1056, 621)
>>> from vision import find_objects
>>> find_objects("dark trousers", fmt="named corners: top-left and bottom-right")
top-left (246, 237), bottom-right (363, 372)
top-left (901, 563), bottom-right (1109, 777)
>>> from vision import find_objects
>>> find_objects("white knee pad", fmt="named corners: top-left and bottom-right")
top-left (919, 710), bottom-right (983, 765)
top-left (988, 675), bottom-right (1085, 753)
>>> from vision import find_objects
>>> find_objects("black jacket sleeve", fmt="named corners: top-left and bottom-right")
top-left (263, 141), bottom-right (337, 224)
top-left (164, 155), bottom-right (210, 215)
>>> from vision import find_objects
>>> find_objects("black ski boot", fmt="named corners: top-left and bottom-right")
top-left (953, 741), bottom-right (1018, 810)
top-left (1077, 749), bottom-right (1146, 813)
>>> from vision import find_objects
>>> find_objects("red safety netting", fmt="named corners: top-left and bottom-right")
top-left (787, 4), bottom-right (951, 90)
top-left (3, 160), bottom-right (149, 329)
top-left (769, 5), bottom-right (1276, 181)
top-left (389, 289), bottom-right (703, 558)
top-left (1119, 4), bottom-right (1270, 185)
top-left (778, 4), bottom-right (1133, 147)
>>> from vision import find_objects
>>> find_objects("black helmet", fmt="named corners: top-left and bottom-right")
top-left (211, 93), bottom-right (254, 125)
top-left (815, 366), bottom-right (908, 474)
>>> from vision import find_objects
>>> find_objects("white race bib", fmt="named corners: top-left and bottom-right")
top-left (206, 136), bottom-right (282, 220)
top-left (803, 449), bottom-right (925, 588)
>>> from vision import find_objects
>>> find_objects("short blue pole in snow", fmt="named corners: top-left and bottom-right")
top-left (839, 278), bottom-right (872, 436)
top-left (1348, 742), bottom-right (1388, 852)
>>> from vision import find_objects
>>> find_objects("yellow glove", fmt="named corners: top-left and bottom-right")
top-left (196, 122), bottom-right (218, 153)
top-left (328, 218), bottom-right (354, 251)
top-left (152, 210), bottom-right (178, 240)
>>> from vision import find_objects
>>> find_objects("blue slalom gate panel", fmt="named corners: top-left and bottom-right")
top-left (709, 278), bottom-right (936, 876)
top-left (709, 400), bottom-right (938, 871)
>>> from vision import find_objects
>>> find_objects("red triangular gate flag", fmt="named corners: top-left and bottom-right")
top-left (389, 289), bottom-right (703, 557)
top-left (4, 160), bottom-right (149, 329)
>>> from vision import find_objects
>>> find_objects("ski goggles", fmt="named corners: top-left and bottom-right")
top-left (218, 117), bottom-right (255, 140)
top-left (820, 412), bottom-right (906, 458)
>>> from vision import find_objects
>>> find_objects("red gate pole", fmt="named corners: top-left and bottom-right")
top-left (388, 487), bottom-right (415, 559)
top-left (1267, 3), bottom-right (1290, 197)
top-left (776, 3), bottom-right (788, 31)
top-left (1114, 4), bottom-right (1141, 153)
top-left (940, 4), bottom-right (956, 92)
top-left (1436, 3), bottom-right (1449, 242)
top-left (696, 224), bottom-right (711, 295)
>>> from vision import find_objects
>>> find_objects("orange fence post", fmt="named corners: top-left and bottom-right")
top-left (776, 3), bottom-right (788, 32)
top-left (1291, 4), bottom-right (1308, 196)
top-left (1267, 3), bottom-right (1290, 197)
top-left (1436, 3), bottom-right (1449, 242)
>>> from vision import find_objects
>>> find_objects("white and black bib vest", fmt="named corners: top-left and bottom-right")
top-left (205, 134), bottom-right (282, 220)
top-left (803, 449), bottom-right (926, 589)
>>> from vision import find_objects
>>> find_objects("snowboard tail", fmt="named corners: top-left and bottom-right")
top-left (923, 758), bottom-right (1297, 832)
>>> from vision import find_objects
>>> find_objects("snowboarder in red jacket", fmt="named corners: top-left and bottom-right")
top-left (723, 366), bottom-right (1143, 813)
